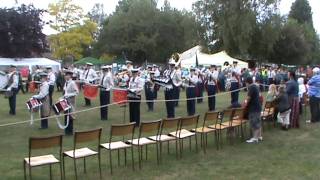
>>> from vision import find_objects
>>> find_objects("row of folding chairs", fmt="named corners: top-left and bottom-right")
top-left (23, 107), bottom-right (250, 180)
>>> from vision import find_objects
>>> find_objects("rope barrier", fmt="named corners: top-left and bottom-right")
top-left (0, 83), bottom-right (279, 128)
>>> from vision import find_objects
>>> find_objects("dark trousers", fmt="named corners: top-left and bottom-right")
top-left (85, 98), bottom-right (91, 106)
top-left (310, 96), bottom-right (320, 122)
top-left (173, 86), bottom-right (180, 106)
top-left (207, 85), bottom-right (216, 111)
top-left (49, 85), bottom-right (54, 106)
top-left (129, 97), bottom-right (141, 126)
top-left (145, 88), bottom-right (154, 111)
top-left (197, 82), bottom-right (204, 103)
top-left (64, 110), bottom-right (74, 135)
top-left (41, 117), bottom-right (48, 129)
top-left (165, 89), bottom-right (175, 118)
top-left (186, 87), bottom-right (196, 116)
top-left (268, 78), bottom-right (273, 85)
top-left (8, 88), bottom-right (18, 115)
top-left (100, 90), bottom-right (110, 120)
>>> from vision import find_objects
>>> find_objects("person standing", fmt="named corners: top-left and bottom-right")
top-left (82, 63), bottom-right (97, 106)
top-left (186, 68), bottom-right (198, 116)
top-left (145, 70), bottom-right (155, 111)
top-left (274, 86), bottom-right (291, 130)
top-left (32, 72), bottom-right (50, 129)
top-left (63, 70), bottom-right (79, 135)
top-left (308, 67), bottom-right (320, 123)
top-left (99, 65), bottom-right (114, 120)
top-left (128, 69), bottom-right (143, 126)
top-left (206, 65), bottom-right (218, 111)
top-left (46, 66), bottom-right (56, 106)
top-left (6, 65), bottom-right (19, 115)
top-left (230, 72), bottom-right (241, 108)
top-left (245, 76), bottom-right (263, 143)
top-left (172, 65), bottom-right (182, 107)
top-left (164, 61), bottom-right (176, 118)
top-left (286, 71), bottom-right (300, 128)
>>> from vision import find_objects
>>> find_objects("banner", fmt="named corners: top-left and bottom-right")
top-left (83, 84), bottom-right (99, 100)
top-left (113, 88), bottom-right (127, 105)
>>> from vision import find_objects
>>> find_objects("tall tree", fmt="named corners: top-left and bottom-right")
top-left (0, 4), bottom-right (47, 58)
top-left (289, 0), bottom-right (313, 26)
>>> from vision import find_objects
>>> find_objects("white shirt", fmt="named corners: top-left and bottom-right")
top-left (172, 69), bottom-right (182, 87)
top-left (47, 72), bottom-right (56, 86)
top-left (33, 81), bottom-right (49, 99)
top-left (128, 76), bottom-right (144, 95)
top-left (186, 74), bottom-right (198, 87)
top-left (82, 68), bottom-right (97, 83)
top-left (63, 79), bottom-right (79, 98)
top-left (154, 69), bottom-right (160, 77)
top-left (100, 72), bottom-right (114, 91)
top-left (7, 71), bottom-right (19, 90)
top-left (207, 70), bottom-right (218, 85)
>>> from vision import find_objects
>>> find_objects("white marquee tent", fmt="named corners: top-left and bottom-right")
top-left (0, 58), bottom-right (61, 72)
top-left (179, 46), bottom-right (248, 69)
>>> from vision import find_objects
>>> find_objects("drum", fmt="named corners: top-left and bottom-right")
top-left (0, 71), bottom-right (8, 90)
top-left (53, 99), bottom-right (71, 115)
top-left (83, 84), bottom-right (99, 100)
top-left (112, 88), bottom-right (127, 105)
top-left (26, 98), bottom-right (42, 111)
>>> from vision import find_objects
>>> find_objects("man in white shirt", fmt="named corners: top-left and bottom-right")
top-left (7, 65), bottom-right (19, 115)
top-left (46, 66), bottom-right (56, 106)
top-left (82, 63), bottom-right (97, 106)
top-left (99, 65), bottom-right (114, 120)
top-left (206, 65), bottom-right (219, 111)
top-left (128, 69), bottom-right (143, 126)
top-left (172, 65), bottom-right (182, 107)
top-left (33, 72), bottom-right (50, 129)
top-left (164, 61), bottom-right (176, 118)
top-left (186, 67), bottom-right (198, 115)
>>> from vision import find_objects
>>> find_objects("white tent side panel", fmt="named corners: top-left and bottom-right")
top-left (0, 58), bottom-right (61, 72)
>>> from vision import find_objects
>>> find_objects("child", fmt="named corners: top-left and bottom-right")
top-left (266, 84), bottom-right (277, 102)
top-left (274, 86), bottom-right (291, 130)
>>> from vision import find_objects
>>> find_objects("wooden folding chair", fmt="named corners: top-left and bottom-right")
top-left (100, 122), bottom-right (135, 174)
top-left (232, 108), bottom-right (248, 140)
top-left (169, 115), bottom-right (199, 158)
top-left (127, 120), bottom-right (161, 169)
top-left (63, 128), bottom-right (102, 180)
top-left (23, 134), bottom-right (63, 180)
top-left (261, 101), bottom-right (275, 128)
top-left (148, 117), bottom-right (180, 161)
top-left (193, 111), bottom-right (219, 153)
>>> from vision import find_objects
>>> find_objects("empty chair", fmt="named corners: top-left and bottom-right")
top-left (232, 108), bottom-right (248, 140)
top-left (100, 122), bottom-right (135, 174)
top-left (149, 117), bottom-right (180, 160)
top-left (63, 128), bottom-right (102, 180)
top-left (261, 101), bottom-right (275, 128)
top-left (193, 111), bottom-right (219, 152)
top-left (169, 114), bottom-right (199, 158)
top-left (23, 134), bottom-right (63, 180)
top-left (127, 120), bottom-right (161, 168)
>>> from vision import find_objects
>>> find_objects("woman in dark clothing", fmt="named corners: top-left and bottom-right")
top-left (286, 71), bottom-right (300, 128)
top-left (274, 86), bottom-right (291, 130)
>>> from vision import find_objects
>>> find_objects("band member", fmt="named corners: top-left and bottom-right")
top-left (152, 64), bottom-right (160, 99)
top-left (230, 72), bottom-right (241, 108)
top-left (46, 66), bottom-right (56, 106)
top-left (164, 61), bottom-right (176, 118)
top-left (32, 72), bottom-right (50, 129)
top-left (206, 65), bottom-right (219, 111)
top-left (99, 65), bottom-right (114, 120)
top-left (172, 65), bottom-right (182, 107)
top-left (82, 63), bottom-right (97, 106)
top-left (145, 70), bottom-right (155, 111)
top-left (7, 65), bottom-right (19, 115)
top-left (196, 67), bottom-right (205, 103)
top-left (63, 70), bottom-right (79, 135)
top-left (186, 68), bottom-right (198, 116)
top-left (128, 69), bottom-right (143, 126)
top-left (117, 67), bottom-right (129, 88)
top-left (126, 60), bottom-right (133, 72)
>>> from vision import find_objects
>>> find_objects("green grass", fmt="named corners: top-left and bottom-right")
top-left (0, 89), bottom-right (318, 180)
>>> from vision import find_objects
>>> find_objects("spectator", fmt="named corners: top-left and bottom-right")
top-left (274, 86), bottom-right (291, 130)
top-left (245, 76), bottom-right (262, 143)
top-left (308, 67), bottom-right (320, 123)
top-left (298, 77), bottom-right (307, 114)
top-left (286, 71), bottom-right (300, 128)
top-left (266, 84), bottom-right (277, 102)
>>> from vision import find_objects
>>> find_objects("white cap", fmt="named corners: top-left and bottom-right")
top-left (313, 67), bottom-right (320, 74)
top-left (169, 59), bottom-right (176, 65)
top-left (86, 62), bottom-right (93, 66)
top-left (101, 65), bottom-right (112, 69)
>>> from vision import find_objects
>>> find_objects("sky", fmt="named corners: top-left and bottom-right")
top-left (1, 0), bottom-right (319, 35)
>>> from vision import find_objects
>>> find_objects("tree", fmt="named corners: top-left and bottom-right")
top-left (48, 0), bottom-right (84, 32)
top-left (0, 4), bottom-right (47, 58)
top-left (88, 3), bottom-right (106, 28)
top-left (94, 0), bottom-right (200, 63)
top-left (289, 0), bottom-right (313, 26)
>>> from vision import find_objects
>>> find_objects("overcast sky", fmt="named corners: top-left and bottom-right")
top-left (1, 0), bottom-right (319, 35)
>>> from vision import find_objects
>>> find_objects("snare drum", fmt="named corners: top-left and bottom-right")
top-left (26, 98), bottom-right (42, 110)
top-left (53, 99), bottom-right (71, 114)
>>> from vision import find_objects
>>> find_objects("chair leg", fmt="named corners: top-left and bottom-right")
top-left (200, 134), bottom-right (203, 148)
top-left (98, 153), bottom-right (102, 179)
top-left (117, 149), bottom-right (120, 166)
top-left (60, 162), bottom-right (63, 180)
top-left (145, 145), bottom-right (148, 160)
top-left (195, 134), bottom-right (198, 152)
top-left (167, 141), bottom-right (170, 154)
top-left (28, 165), bottom-right (32, 180)
top-left (73, 159), bottom-right (78, 180)
top-left (83, 157), bottom-right (86, 173)
top-left (175, 140), bottom-right (178, 159)
top-left (62, 156), bottom-right (66, 180)
top-left (131, 147), bottom-right (135, 171)
top-left (159, 142), bottom-right (163, 162)
top-left (156, 143), bottom-right (159, 165)
top-left (138, 146), bottom-right (142, 169)
top-left (49, 164), bottom-right (52, 180)
top-left (23, 161), bottom-right (27, 180)
top-left (189, 137), bottom-right (192, 151)
top-left (109, 150), bottom-right (113, 175)
top-left (124, 148), bottom-right (127, 166)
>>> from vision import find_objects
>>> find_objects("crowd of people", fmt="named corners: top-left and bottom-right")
top-left (2, 60), bottom-right (320, 143)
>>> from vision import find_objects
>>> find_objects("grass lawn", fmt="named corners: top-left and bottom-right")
top-left (0, 89), bottom-right (319, 180)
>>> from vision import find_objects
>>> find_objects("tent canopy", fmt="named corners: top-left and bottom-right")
top-left (74, 57), bottom-right (103, 65)
top-left (0, 58), bottom-right (61, 72)
top-left (179, 46), bottom-right (248, 69)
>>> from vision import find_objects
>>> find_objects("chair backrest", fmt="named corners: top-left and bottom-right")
top-left (75, 128), bottom-right (102, 144)
top-left (139, 120), bottom-right (161, 134)
top-left (110, 122), bottom-right (136, 137)
top-left (222, 109), bottom-right (234, 122)
top-left (203, 111), bottom-right (220, 126)
top-left (180, 114), bottom-right (199, 129)
top-left (264, 101), bottom-right (273, 109)
top-left (28, 134), bottom-right (63, 160)
top-left (160, 117), bottom-right (181, 135)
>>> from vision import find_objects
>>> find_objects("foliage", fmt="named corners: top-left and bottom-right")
top-left (0, 4), bottom-right (47, 58)
top-left (289, 0), bottom-right (313, 26)
top-left (94, 0), bottom-right (200, 63)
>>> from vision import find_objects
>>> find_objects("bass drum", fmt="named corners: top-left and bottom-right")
top-left (0, 71), bottom-right (8, 90)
